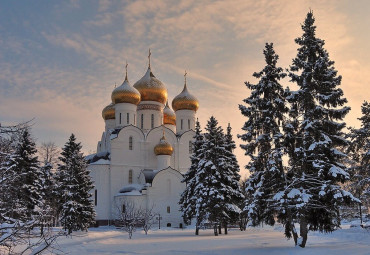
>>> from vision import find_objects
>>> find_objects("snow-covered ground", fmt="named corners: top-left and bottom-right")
top-left (54, 222), bottom-right (370, 255)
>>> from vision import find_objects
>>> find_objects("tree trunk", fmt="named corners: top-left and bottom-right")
top-left (214, 224), bottom-right (218, 236)
top-left (291, 221), bottom-right (298, 246)
top-left (224, 222), bottom-right (228, 235)
top-left (299, 218), bottom-right (308, 248)
top-left (218, 224), bottom-right (222, 234)
top-left (195, 227), bottom-right (199, 235)
top-left (359, 202), bottom-right (363, 225)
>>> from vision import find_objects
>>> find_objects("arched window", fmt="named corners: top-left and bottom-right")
top-left (167, 206), bottom-right (171, 214)
top-left (134, 114), bottom-right (136, 125)
top-left (122, 204), bottom-right (126, 213)
top-left (151, 114), bottom-right (154, 129)
top-left (141, 114), bottom-right (144, 129)
top-left (129, 136), bottom-right (133, 150)
top-left (188, 119), bottom-right (190, 129)
top-left (189, 141), bottom-right (193, 154)
top-left (181, 119), bottom-right (183, 130)
top-left (119, 113), bottom-right (122, 124)
top-left (167, 223), bottom-right (171, 227)
top-left (127, 113), bottom-right (129, 124)
top-left (129, 170), bottom-right (133, 184)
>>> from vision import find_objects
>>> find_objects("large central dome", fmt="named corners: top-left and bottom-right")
top-left (133, 67), bottom-right (168, 105)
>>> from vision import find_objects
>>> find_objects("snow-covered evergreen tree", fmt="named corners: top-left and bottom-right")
top-left (179, 119), bottom-right (204, 232)
top-left (346, 101), bottom-right (370, 217)
top-left (1, 129), bottom-right (43, 221)
top-left (239, 43), bottom-right (288, 228)
top-left (194, 116), bottom-right (242, 235)
top-left (221, 124), bottom-right (244, 234)
top-left (283, 11), bottom-right (357, 247)
top-left (55, 134), bottom-right (95, 234)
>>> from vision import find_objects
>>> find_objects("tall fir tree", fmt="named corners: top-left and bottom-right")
top-left (283, 11), bottom-right (357, 247)
top-left (221, 124), bottom-right (244, 234)
top-left (55, 134), bottom-right (95, 234)
top-left (346, 101), bottom-right (370, 219)
top-left (194, 116), bottom-right (242, 235)
top-left (179, 119), bottom-right (204, 232)
top-left (239, 42), bottom-right (288, 230)
top-left (1, 129), bottom-right (43, 221)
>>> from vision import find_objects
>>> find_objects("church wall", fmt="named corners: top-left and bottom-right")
top-left (88, 164), bottom-right (111, 221)
top-left (112, 194), bottom-right (147, 222)
top-left (148, 169), bottom-right (185, 228)
top-left (177, 131), bottom-right (195, 174)
top-left (111, 126), bottom-right (145, 167)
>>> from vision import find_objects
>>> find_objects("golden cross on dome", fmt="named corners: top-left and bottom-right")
top-left (125, 61), bottom-right (128, 80)
top-left (114, 82), bottom-right (117, 88)
top-left (148, 48), bottom-right (151, 69)
top-left (184, 70), bottom-right (187, 86)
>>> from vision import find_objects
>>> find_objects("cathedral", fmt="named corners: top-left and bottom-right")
top-left (87, 52), bottom-right (199, 228)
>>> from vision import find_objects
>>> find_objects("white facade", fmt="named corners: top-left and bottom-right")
top-left (88, 62), bottom-right (198, 228)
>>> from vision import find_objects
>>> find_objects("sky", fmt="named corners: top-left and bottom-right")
top-left (0, 0), bottom-right (369, 178)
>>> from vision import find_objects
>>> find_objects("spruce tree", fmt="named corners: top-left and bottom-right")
top-left (346, 101), bottom-right (370, 220)
top-left (238, 43), bottom-right (288, 229)
top-left (284, 11), bottom-right (357, 247)
top-left (56, 134), bottom-right (95, 234)
top-left (179, 119), bottom-right (204, 233)
top-left (1, 129), bottom-right (43, 221)
top-left (221, 124), bottom-right (244, 234)
top-left (194, 116), bottom-right (240, 235)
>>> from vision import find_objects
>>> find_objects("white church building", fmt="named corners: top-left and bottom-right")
top-left (87, 54), bottom-right (199, 228)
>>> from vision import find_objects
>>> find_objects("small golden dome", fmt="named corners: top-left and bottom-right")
top-left (163, 101), bottom-right (176, 125)
top-left (111, 69), bottom-right (141, 105)
top-left (102, 103), bottom-right (115, 120)
top-left (133, 67), bottom-right (168, 105)
top-left (172, 73), bottom-right (199, 112)
top-left (154, 134), bottom-right (173, 156)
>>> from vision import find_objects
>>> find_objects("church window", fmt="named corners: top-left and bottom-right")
top-left (94, 190), bottom-right (97, 206)
top-left (122, 204), bottom-right (126, 213)
top-left (119, 113), bottom-right (122, 124)
top-left (129, 170), bottom-right (133, 184)
top-left (181, 119), bottom-right (183, 130)
top-left (188, 119), bottom-right (190, 129)
top-left (167, 223), bottom-right (171, 227)
top-left (127, 113), bottom-right (129, 124)
top-left (189, 141), bottom-right (193, 154)
top-left (167, 206), bottom-right (171, 213)
top-left (141, 114), bottom-right (144, 129)
top-left (134, 114), bottom-right (136, 125)
top-left (151, 114), bottom-right (154, 128)
top-left (129, 136), bottom-right (133, 150)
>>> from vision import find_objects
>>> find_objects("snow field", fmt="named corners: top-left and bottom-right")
top-left (56, 224), bottom-right (370, 255)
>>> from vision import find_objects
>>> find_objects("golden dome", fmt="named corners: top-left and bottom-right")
top-left (133, 67), bottom-right (168, 105)
top-left (111, 72), bottom-right (141, 105)
top-left (172, 73), bottom-right (199, 112)
top-left (102, 103), bottom-right (115, 120)
top-left (154, 134), bottom-right (173, 156)
top-left (163, 101), bottom-right (176, 125)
